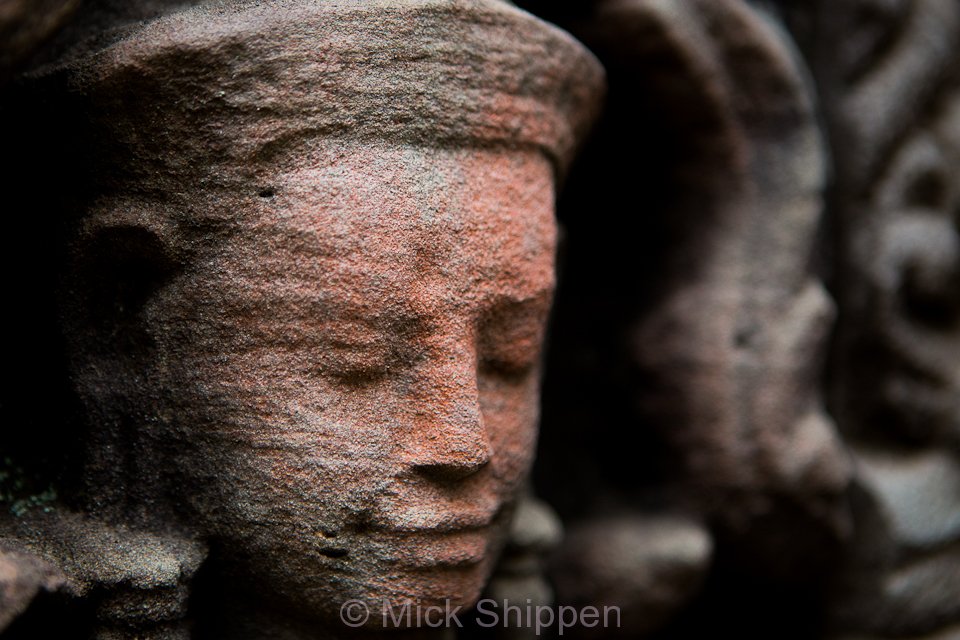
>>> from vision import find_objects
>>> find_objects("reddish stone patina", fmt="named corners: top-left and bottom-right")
top-left (0, 1), bottom-right (606, 636)
top-left (128, 142), bottom-right (560, 626)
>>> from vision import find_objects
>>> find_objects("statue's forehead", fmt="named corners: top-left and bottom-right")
top-left (278, 142), bottom-right (552, 237)
top-left (209, 143), bottom-right (557, 318)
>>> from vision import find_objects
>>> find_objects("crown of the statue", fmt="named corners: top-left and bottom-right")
top-left (66, 0), bottom-right (604, 181)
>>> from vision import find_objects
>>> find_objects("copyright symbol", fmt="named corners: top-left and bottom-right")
top-left (340, 600), bottom-right (370, 627)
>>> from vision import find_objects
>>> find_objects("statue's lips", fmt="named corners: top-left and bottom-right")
top-left (311, 521), bottom-right (497, 568)
top-left (378, 527), bottom-right (495, 568)
top-left (364, 505), bottom-right (507, 568)
top-left (372, 509), bottom-right (501, 532)
top-left (369, 489), bottom-right (505, 533)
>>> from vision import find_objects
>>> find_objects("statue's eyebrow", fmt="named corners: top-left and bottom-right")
top-left (473, 289), bottom-right (553, 341)
top-left (484, 286), bottom-right (554, 313)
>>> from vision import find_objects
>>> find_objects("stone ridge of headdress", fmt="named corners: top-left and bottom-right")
top-left (58, 0), bottom-right (605, 183)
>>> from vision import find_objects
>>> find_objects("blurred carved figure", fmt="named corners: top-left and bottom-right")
top-left (534, 1), bottom-right (850, 636)
top-left (803, 0), bottom-right (960, 636)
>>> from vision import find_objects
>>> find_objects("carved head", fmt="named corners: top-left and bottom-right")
top-left (55, 0), bottom-right (603, 630)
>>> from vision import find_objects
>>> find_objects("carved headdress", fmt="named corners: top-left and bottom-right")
top-left (61, 0), bottom-right (604, 187)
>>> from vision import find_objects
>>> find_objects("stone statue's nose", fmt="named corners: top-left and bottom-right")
top-left (411, 421), bottom-right (493, 482)
top-left (406, 348), bottom-right (493, 482)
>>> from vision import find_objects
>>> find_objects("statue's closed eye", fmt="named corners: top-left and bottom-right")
top-left (313, 316), bottom-right (423, 385)
top-left (478, 297), bottom-right (550, 382)
top-left (319, 337), bottom-right (394, 383)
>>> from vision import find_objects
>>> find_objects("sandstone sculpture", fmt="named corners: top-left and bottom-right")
top-left (4, 0), bottom-right (960, 638)
top-left (0, 1), bottom-right (602, 637)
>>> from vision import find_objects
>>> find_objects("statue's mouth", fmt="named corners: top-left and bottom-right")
top-left (367, 486), bottom-right (506, 533)
top-left (382, 527), bottom-right (494, 568)
top-left (380, 510), bottom-right (500, 533)
top-left (312, 530), bottom-right (491, 568)
top-left (308, 507), bottom-right (503, 568)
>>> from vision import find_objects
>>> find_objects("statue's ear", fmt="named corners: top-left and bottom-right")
top-left (65, 223), bottom-right (179, 363)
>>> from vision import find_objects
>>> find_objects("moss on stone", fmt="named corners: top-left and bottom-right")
top-left (0, 456), bottom-right (57, 516)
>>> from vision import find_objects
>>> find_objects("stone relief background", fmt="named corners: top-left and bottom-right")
top-left (1, 0), bottom-right (959, 638)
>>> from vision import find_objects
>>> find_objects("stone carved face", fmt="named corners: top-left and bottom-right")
top-left (51, 3), bottom-right (603, 632)
top-left (80, 141), bottom-right (557, 625)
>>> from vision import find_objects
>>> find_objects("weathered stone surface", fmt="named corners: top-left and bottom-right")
top-left (11, 0), bottom-right (960, 636)
top-left (550, 514), bottom-right (712, 638)
top-left (52, 0), bottom-right (602, 187)
top-left (0, 510), bottom-right (205, 638)
top-left (0, 1), bottom-right (604, 637)
top-left (64, 139), bottom-right (565, 634)
top-left (0, 545), bottom-right (66, 632)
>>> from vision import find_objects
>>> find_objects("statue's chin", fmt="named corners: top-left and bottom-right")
top-left (219, 551), bottom-right (494, 631)
top-left (353, 576), bottom-right (487, 633)
top-left (344, 561), bottom-right (492, 615)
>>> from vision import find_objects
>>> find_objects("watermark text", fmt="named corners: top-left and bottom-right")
top-left (339, 598), bottom-right (621, 636)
